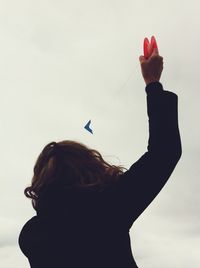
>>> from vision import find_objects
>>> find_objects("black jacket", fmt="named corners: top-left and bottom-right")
top-left (18, 82), bottom-right (182, 268)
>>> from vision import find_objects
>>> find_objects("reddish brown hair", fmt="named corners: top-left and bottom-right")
top-left (24, 140), bottom-right (127, 210)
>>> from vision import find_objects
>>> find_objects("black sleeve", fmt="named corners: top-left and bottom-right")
top-left (110, 81), bottom-right (182, 230)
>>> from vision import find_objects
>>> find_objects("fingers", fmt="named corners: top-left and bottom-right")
top-left (148, 40), bottom-right (155, 57)
top-left (139, 48), bottom-right (163, 66)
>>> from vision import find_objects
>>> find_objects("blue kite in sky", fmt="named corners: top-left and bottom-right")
top-left (84, 120), bottom-right (93, 134)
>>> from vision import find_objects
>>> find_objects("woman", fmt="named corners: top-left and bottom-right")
top-left (18, 47), bottom-right (182, 268)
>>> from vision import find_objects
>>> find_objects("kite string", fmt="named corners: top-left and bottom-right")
top-left (114, 62), bottom-right (140, 95)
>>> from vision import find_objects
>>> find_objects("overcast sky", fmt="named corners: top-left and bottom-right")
top-left (0, 0), bottom-right (199, 267)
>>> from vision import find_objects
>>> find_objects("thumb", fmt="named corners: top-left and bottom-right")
top-left (139, 55), bottom-right (145, 63)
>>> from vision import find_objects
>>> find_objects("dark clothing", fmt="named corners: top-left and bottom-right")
top-left (18, 82), bottom-right (182, 268)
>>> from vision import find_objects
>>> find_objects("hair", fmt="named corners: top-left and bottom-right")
top-left (24, 140), bottom-right (128, 210)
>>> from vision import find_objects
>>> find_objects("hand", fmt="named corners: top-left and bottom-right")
top-left (139, 47), bottom-right (164, 85)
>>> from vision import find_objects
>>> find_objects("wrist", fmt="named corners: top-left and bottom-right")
top-left (145, 79), bottom-right (159, 86)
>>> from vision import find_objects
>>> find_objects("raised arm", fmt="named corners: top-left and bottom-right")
top-left (110, 81), bottom-right (182, 230)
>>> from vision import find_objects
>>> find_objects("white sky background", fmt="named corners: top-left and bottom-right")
top-left (0, 0), bottom-right (199, 267)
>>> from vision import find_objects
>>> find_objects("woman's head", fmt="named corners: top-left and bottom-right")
top-left (24, 140), bottom-right (127, 210)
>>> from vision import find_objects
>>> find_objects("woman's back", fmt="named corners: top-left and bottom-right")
top-left (18, 183), bottom-right (139, 268)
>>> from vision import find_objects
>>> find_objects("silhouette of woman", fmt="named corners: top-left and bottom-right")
top-left (18, 46), bottom-right (182, 268)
